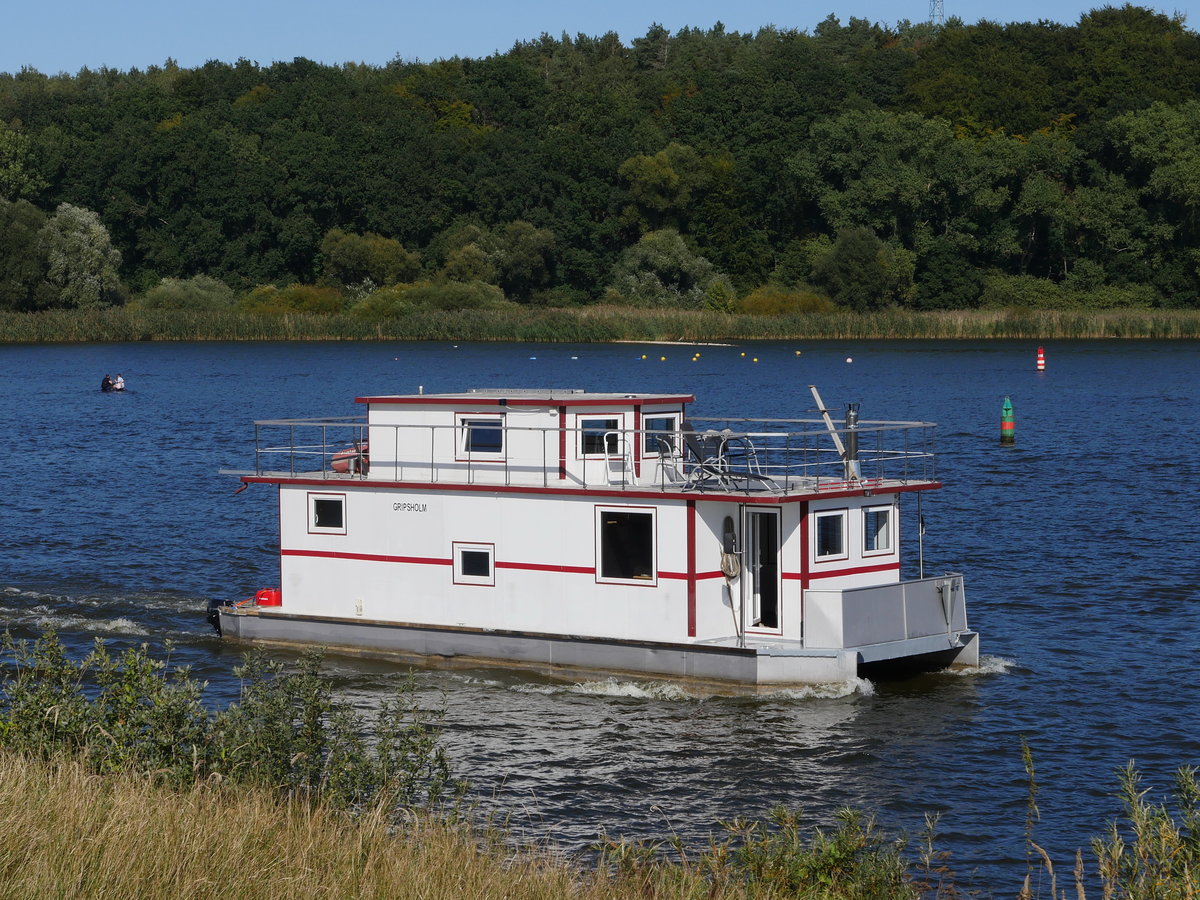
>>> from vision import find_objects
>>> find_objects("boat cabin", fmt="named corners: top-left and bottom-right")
top-left (213, 387), bottom-right (977, 690)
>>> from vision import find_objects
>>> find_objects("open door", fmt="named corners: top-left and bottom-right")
top-left (743, 507), bottom-right (781, 632)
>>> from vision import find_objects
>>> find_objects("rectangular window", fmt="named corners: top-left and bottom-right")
top-left (814, 509), bottom-right (846, 560)
top-left (308, 492), bottom-right (347, 535)
top-left (457, 415), bottom-right (505, 458)
top-left (580, 418), bottom-right (621, 456)
top-left (864, 506), bottom-right (892, 554)
top-left (453, 542), bottom-right (495, 586)
top-left (643, 415), bottom-right (678, 456)
top-left (596, 507), bottom-right (656, 585)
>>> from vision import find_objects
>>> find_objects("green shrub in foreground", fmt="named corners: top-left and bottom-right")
top-left (0, 630), bottom-right (459, 813)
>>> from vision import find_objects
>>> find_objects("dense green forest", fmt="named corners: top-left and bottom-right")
top-left (4, 3), bottom-right (1200, 320)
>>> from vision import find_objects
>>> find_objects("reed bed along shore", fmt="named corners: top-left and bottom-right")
top-left (4, 306), bottom-right (1200, 343)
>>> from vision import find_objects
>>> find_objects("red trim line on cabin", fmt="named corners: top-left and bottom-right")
top-left (633, 404), bottom-right (642, 478)
top-left (246, 475), bottom-right (940, 504)
top-left (558, 406), bottom-right (567, 480)
top-left (282, 549), bottom-right (452, 566)
top-left (357, 395), bottom-right (695, 407)
top-left (805, 562), bottom-right (900, 580)
top-left (280, 551), bottom-right (894, 583)
top-left (281, 547), bottom-right (703, 580)
top-left (686, 500), bottom-right (696, 637)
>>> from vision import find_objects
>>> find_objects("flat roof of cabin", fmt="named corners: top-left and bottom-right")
top-left (356, 389), bottom-right (696, 406)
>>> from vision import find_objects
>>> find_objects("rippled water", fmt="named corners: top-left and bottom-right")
top-left (3, 339), bottom-right (1198, 889)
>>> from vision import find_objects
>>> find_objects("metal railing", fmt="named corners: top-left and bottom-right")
top-left (239, 416), bottom-right (937, 494)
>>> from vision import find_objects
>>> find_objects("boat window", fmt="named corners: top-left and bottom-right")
top-left (453, 542), bottom-right (495, 586)
top-left (814, 509), bottom-right (846, 560)
top-left (596, 507), bottom-right (656, 584)
top-left (308, 492), bottom-right (347, 535)
top-left (457, 415), bottom-right (505, 457)
top-left (863, 506), bottom-right (892, 554)
top-left (643, 415), bottom-right (678, 456)
top-left (580, 418), bottom-right (621, 456)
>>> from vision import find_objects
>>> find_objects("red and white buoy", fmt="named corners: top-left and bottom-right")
top-left (1036, 346), bottom-right (1045, 372)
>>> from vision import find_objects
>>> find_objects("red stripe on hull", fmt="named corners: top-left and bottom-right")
top-left (807, 562), bottom-right (900, 580)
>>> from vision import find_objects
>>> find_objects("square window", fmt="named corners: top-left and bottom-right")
top-left (643, 415), bottom-right (678, 456)
top-left (596, 507), bottom-right (656, 584)
top-left (864, 506), bottom-right (892, 554)
top-left (814, 510), bottom-right (846, 559)
top-left (308, 492), bottom-right (347, 535)
top-left (453, 542), bottom-right (495, 586)
top-left (580, 418), bottom-right (621, 456)
top-left (458, 415), bottom-right (505, 457)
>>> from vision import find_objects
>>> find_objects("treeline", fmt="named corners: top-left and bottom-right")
top-left (4, 4), bottom-right (1200, 317)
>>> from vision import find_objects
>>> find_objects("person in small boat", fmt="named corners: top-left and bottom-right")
top-left (101, 374), bottom-right (114, 392)
top-left (113, 373), bottom-right (125, 391)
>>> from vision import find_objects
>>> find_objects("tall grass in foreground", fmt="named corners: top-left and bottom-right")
top-left (0, 633), bottom-right (1196, 898)
top-left (5, 306), bottom-right (1200, 342)
top-left (0, 751), bottom-right (942, 900)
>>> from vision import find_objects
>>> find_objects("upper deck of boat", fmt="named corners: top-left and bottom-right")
top-left (227, 388), bottom-right (940, 498)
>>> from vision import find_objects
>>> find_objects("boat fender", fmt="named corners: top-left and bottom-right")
top-left (720, 516), bottom-right (741, 579)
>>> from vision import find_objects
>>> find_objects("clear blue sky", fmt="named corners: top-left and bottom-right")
top-left (3, 0), bottom-right (1190, 76)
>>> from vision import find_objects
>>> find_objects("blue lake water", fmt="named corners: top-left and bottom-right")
top-left (2, 338), bottom-right (1198, 890)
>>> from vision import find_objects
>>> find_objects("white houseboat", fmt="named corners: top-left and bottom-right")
top-left (210, 386), bottom-right (978, 691)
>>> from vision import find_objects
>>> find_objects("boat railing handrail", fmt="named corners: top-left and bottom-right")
top-left (244, 416), bottom-right (936, 491)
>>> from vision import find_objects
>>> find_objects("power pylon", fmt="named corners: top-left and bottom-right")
top-left (929, 0), bottom-right (944, 25)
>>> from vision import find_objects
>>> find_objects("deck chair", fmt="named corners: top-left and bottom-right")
top-left (681, 421), bottom-right (780, 492)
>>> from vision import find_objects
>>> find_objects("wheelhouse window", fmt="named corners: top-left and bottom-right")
top-left (308, 492), bottom-right (347, 535)
top-left (457, 414), bottom-right (505, 458)
top-left (863, 506), bottom-right (893, 554)
top-left (580, 418), bottom-right (621, 456)
top-left (814, 509), bottom-right (846, 560)
top-left (453, 542), bottom-right (495, 586)
top-left (596, 507), bottom-right (656, 585)
top-left (642, 415), bottom-right (678, 456)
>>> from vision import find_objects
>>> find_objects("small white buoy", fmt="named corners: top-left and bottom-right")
top-left (529, 356), bottom-right (537, 360)
top-left (794, 350), bottom-right (802, 356)
top-left (845, 357), bottom-right (853, 363)
top-left (570, 356), bottom-right (578, 360)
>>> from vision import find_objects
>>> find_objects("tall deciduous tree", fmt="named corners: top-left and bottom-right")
top-left (0, 122), bottom-right (46, 200)
top-left (0, 197), bottom-right (49, 310)
top-left (38, 203), bottom-right (124, 308)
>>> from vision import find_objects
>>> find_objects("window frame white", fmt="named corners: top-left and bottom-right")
top-left (577, 415), bottom-right (624, 458)
top-left (642, 413), bottom-right (680, 457)
top-left (862, 505), bottom-right (894, 556)
top-left (455, 413), bottom-right (506, 461)
top-left (594, 505), bottom-right (658, 586)
top-left (308, 491), bottom-right (347, 535)
top-left (452, 541), bottom-right (495, 586)
top-left (813, 508), bottom-right (848, 561)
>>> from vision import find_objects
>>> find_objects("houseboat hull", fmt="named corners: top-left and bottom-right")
top-left (215, 606), bottom-right (979, 693)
